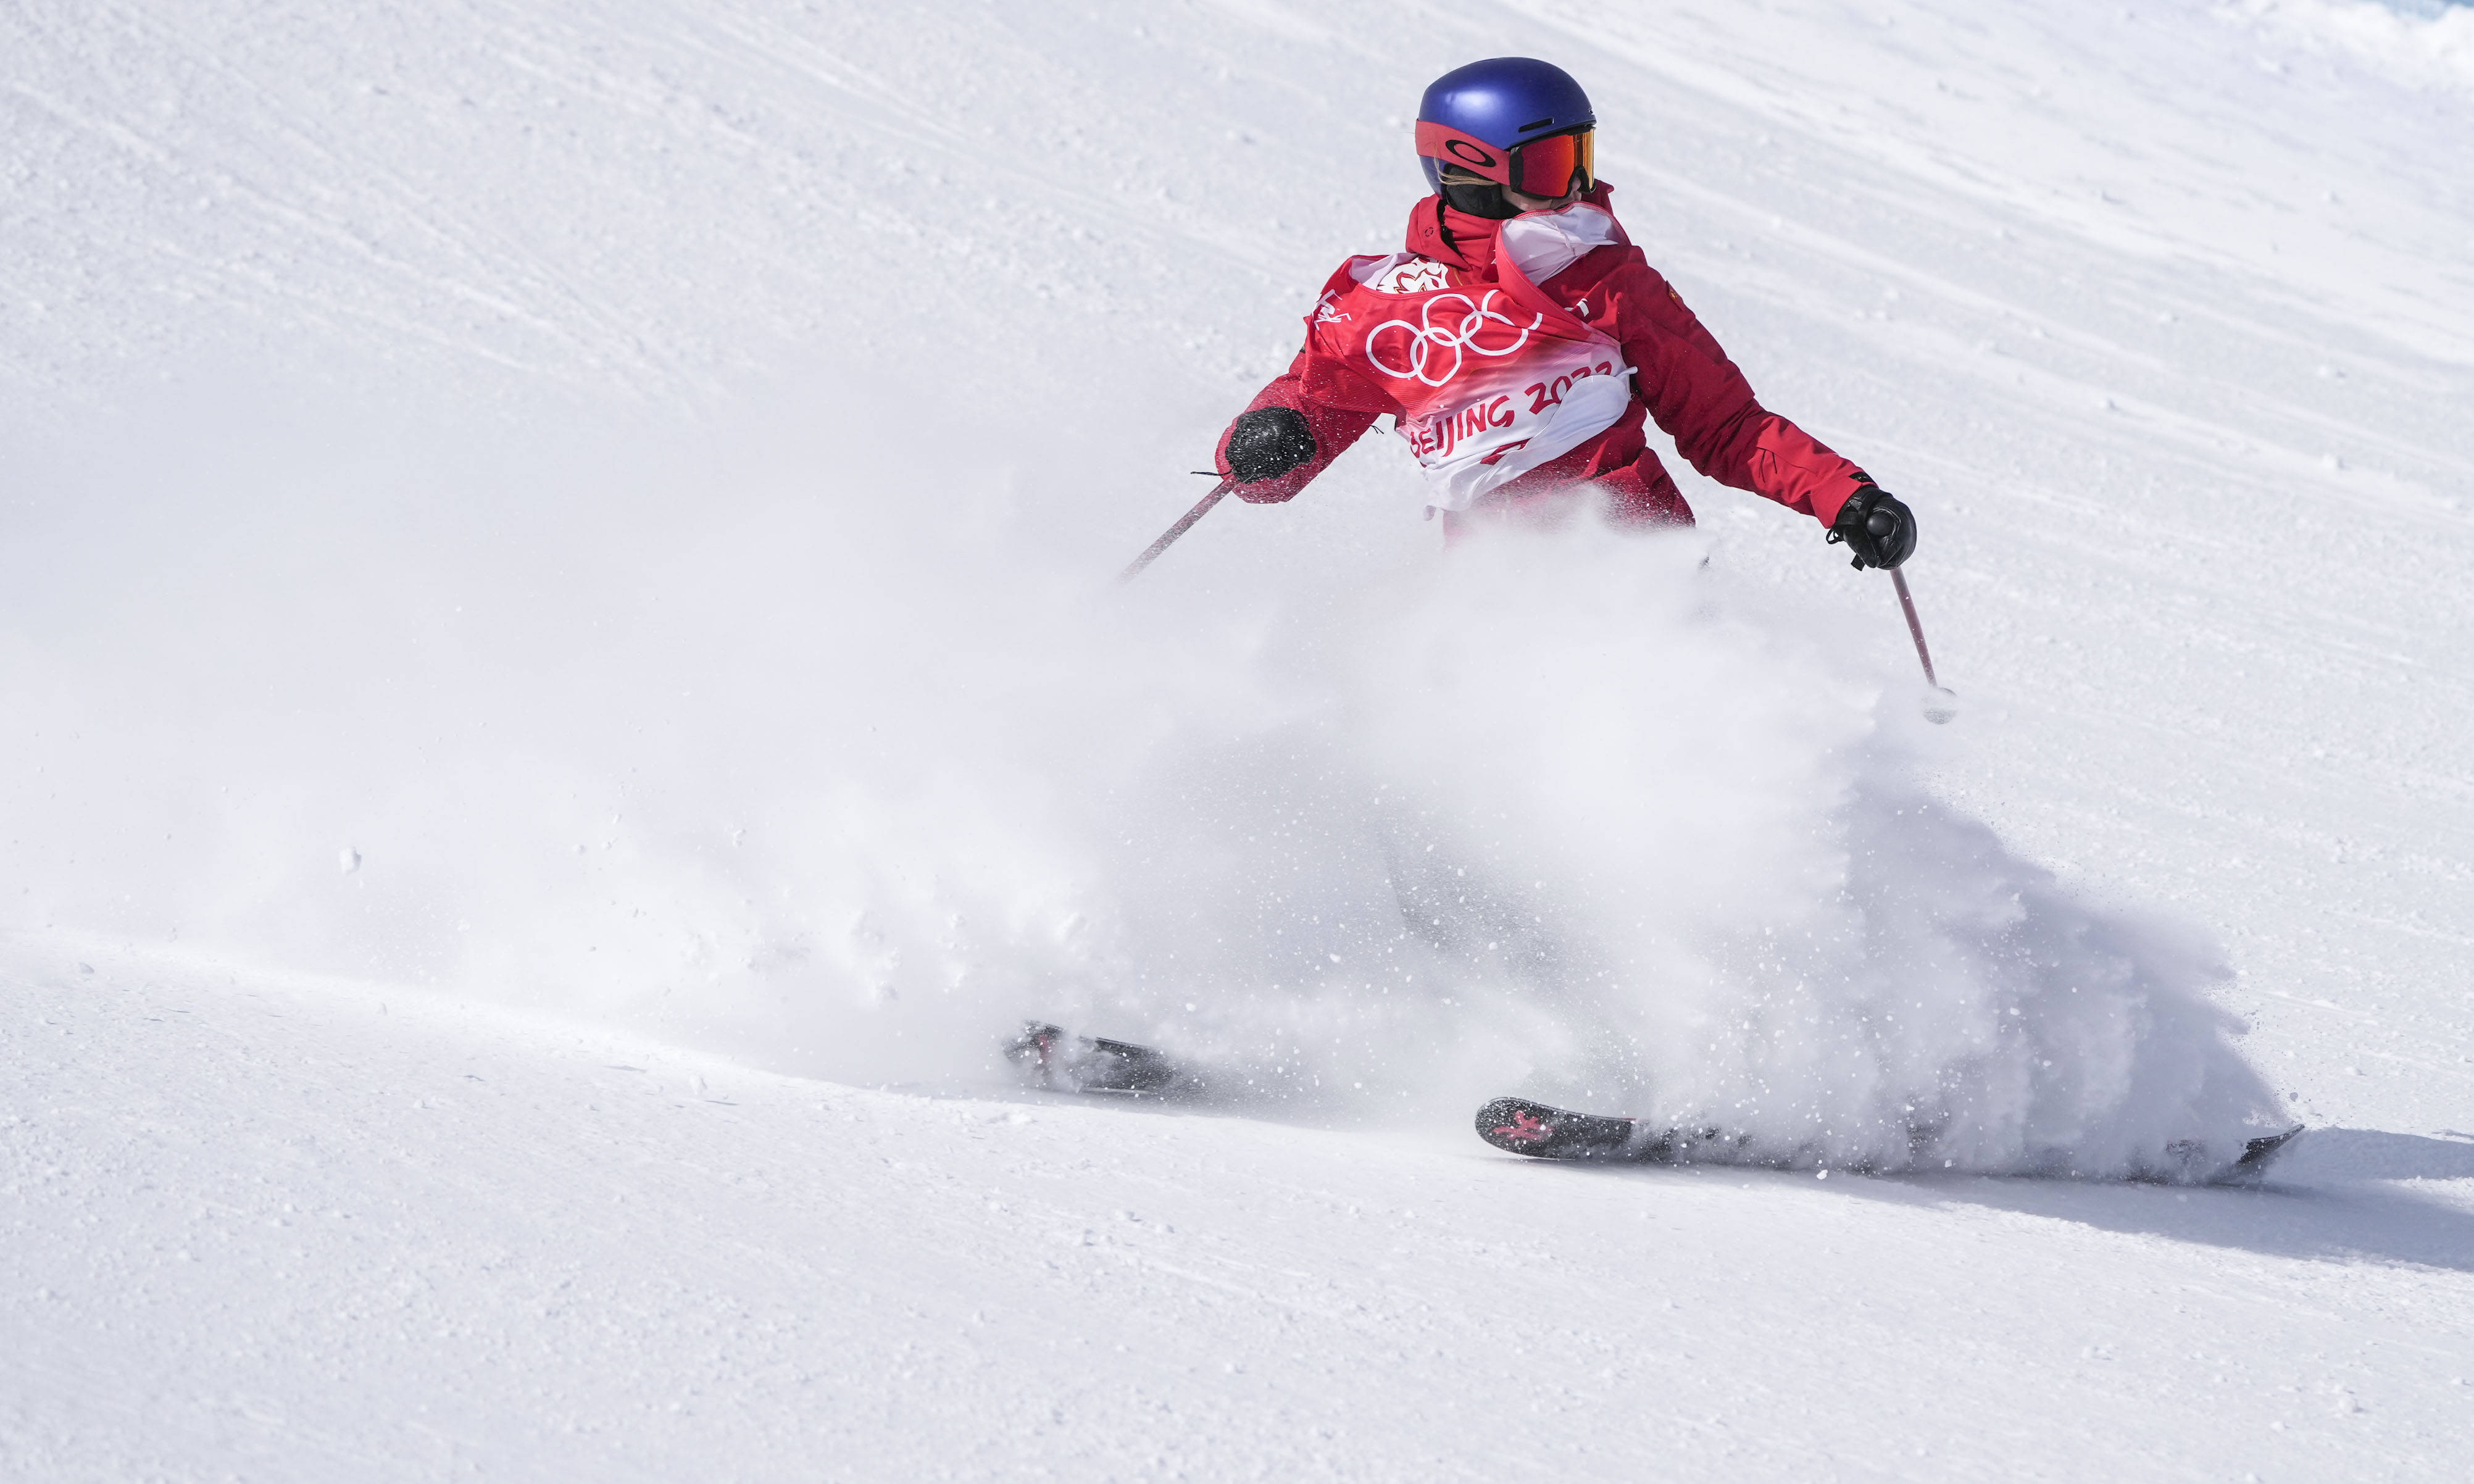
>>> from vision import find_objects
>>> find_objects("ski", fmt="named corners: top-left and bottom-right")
top-left (1477, 1095), bottom-right (2308, 1185)
top-left (1474, 1096), bottom-right (1746, 1164)
top-left (1006, 1022), bottom-right (1206, 1097)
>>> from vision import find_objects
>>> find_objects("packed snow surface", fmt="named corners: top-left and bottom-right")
top-left (4, 0), bottom-right (2472, 1478)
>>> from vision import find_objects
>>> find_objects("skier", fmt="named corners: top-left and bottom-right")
top-left (1212, 56), bottom-right (1916, 568)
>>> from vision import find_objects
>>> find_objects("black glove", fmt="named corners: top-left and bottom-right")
top-left (1828, 485), bottom-right (1917, 570)
top-left (1222, 406), bottom-right (1317, 485)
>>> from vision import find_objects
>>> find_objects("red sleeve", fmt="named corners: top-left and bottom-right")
top-left (1601, 262), bottom-right (1870, 526)
top-left (1215, 325), bottom-right (1399, 504)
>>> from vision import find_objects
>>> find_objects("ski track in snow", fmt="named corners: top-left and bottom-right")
top-left (4, 0), bottom-right (2473, 1475)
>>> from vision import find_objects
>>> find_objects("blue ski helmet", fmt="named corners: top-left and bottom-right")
top-left (1415, 57), bottom-right (1596, 194)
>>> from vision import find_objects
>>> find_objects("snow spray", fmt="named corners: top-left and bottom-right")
top-left (0, 393), bottom-right (2281, 1179)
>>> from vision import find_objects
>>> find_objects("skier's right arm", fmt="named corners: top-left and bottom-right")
top-left (1214, 346), bottom-right (1395, 504)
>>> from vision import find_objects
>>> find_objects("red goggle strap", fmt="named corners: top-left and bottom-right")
top-left (1415, 120), bottom-right (1514, 186)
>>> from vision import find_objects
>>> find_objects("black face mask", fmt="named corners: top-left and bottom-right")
top-left (1439, 177), bottom-right (1522, 220)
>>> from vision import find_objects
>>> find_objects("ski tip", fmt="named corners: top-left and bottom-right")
top-left (2198, 1123), bottom-right (2307, 1186)
top-left (2236, 1123), bottom-right (2307, 1169)
top-left (1475, 1097), bottom-right (1562, 1156)
top-left (1474, 1096), bottom-right (1647, 1161)
top-left (1004, 1021), bottom-right (1065, 1075)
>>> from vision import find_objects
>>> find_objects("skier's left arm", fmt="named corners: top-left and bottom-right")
top-left (1612, 265), bottom-right (1915, 565)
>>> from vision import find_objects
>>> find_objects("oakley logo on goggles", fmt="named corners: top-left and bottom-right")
top-left (1416, 120), bottom-right (1594, 199)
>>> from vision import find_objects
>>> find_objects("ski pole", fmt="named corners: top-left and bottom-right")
top-left (1891, 568), bottom-right (1938, 686)
top-left (1119, 479), bottom-right (1233, 583)
top-left (1890, 567), bottom-right (1959, 723)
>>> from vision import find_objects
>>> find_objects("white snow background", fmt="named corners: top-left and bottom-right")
top-left (4, 0), bottom-right (2472, 1478)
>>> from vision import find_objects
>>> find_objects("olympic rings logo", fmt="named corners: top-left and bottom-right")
top-left (1365, 291), bottom-right (1544, 388)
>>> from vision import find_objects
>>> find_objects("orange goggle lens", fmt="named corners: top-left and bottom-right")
top-left (1511, 127), bottom-right (1593, 198)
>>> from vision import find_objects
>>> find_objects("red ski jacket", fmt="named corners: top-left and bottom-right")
top-left (1217, 185), bottom-right (1870, 528)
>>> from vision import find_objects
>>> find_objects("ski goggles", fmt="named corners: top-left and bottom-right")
top-left (1416, 120), bottom-right (1595, 199)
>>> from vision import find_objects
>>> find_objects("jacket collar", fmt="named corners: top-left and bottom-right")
top-left (1406, 196), bottom-right (1499, 272)
top-left (1404, 181), bottom-right (1620, 271)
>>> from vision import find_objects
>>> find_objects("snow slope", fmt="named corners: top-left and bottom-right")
top-left (5, 0), bottom-right (2473, 1476)
top-left (10, 948), bottom-right (2473, 1482)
